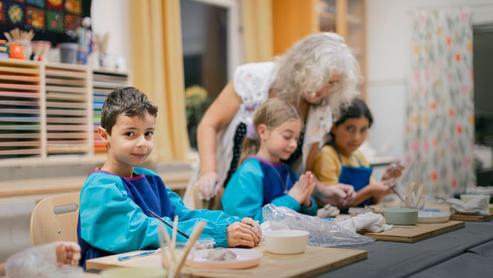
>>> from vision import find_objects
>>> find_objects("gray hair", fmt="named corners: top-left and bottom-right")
top-left (271, 32), bottom-right (360, 118)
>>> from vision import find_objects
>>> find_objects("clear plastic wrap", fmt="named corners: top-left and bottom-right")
top-left (5, 242), bottom-right (83, 278)
top-left (262, 204), bottom-right (374, 247)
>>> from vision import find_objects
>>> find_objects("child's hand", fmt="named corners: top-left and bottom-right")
top-left (55, 241), bottom-right (81, 266)
top-left (368, 181), bottom-right (393, 198)
top-left (227, 220), bottom-right (261, 248)
top-left (301, 172), bottom-right (316, 207)
top-left (288, 174), bottom-right (312, 204)
top-left (382, 162), bottom-right (404, 181)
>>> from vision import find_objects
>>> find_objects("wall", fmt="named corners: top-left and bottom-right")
top-left (91, 0), bottom-right (131, 73)
top-left (366, 0), bottom-right (493, 160)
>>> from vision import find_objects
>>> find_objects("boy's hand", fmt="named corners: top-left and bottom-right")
top-left (227, 220), bottom-right (261, 248)
top-left (55, 241), bottom-right (81, 266)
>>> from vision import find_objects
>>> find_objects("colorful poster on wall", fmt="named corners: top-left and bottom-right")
top-left (26, 0), bottom-right (44, 8)
top-left (47, 0), bottom-right (62, 11)
top-left (26, 6), bottom-right (44, 29)
top-left (6, 2), bottom-right (24, 25)
top-left (0, 1), bottom-right (4, 23)
top-left (65, 0), bottom-right (80, 15)
top-left (64, 14), bottom-right (80, 31)
top-left (1, 0), bottom-right (91, 44)
top-left (46, 9), bottom-right (62, 32)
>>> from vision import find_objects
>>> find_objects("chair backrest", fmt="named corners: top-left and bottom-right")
top-left (30, 192), bottom-right (80, 245)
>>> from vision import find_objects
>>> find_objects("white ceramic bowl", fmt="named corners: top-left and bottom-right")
top-left (264, 229), bottom-right (309, 254)
top-left (383, 208), bottom-right (419, 225)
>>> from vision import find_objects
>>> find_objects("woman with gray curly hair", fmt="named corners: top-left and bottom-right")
top-left (185, 32), bottom-right (360, 209)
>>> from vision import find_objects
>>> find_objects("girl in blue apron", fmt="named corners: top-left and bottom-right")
top-left (222, 99), bottom-right (318, 222)
top-left (313, 98), bottom-right (403, 207)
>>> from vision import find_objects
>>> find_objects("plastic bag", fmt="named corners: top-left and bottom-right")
top-left (5, 242), bottom-right (83, 278)
top-left (262, 204), bottom-right (374, 247)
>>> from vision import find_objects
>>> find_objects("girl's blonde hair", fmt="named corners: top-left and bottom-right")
top-left (271, 32), bottom-right (360, 118)
top-left (239, 98), bottom-right (302, 164)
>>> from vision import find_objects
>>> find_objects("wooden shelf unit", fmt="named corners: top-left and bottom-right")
top-left (0, 59), bottom-right (129, 164)
top-left (92, 71), bottom-right (129, 153)
top-left (0, 60), bottom-right (42, 159)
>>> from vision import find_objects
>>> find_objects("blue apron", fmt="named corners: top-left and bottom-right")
top-left (337, 151), bottom-right (373, 207)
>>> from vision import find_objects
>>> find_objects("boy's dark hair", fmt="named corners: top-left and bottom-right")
top-left (334, 98), bottom-right (373, 127)
top-left (101, 87), bottom-right (158, 134)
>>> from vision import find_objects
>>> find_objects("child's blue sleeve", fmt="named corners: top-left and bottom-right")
top-left (166, 188), bottom-right (241, 247)
top-left (80, 181), bottom-right (241, 253)
top-left (271, 194), bottom-right (301, 212)
top-left (222, 160), bottom-right (265, 222)
top-left (299, 197), bottom-right (318, 216)
top-left (80, 181), bottom-right (163, 253)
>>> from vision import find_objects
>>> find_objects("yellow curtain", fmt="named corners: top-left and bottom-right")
top-left (130, 0), bottom-right (189, 162)
top-left (240, 0), bottom-right (273, 62)
top-left (272, 0), bottom-right (318, 55)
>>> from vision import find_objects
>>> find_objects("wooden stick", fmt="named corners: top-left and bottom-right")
top-left (4, 32), bottom-right (12, 42)
top-left (158, 224), bottom-right (170, 269)
top-left (174, 221), bottom-right (206, 277)
top-left (171, 216), bottom-right (179, 265)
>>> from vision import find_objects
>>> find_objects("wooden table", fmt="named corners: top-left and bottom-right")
top-left (365, 220), bottom-right (464, 243)
top-left (86, 246), bottom-right (367, 277)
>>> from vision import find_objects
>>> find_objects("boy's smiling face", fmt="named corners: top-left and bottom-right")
top-left (100, 112), bottom-right (156, 176)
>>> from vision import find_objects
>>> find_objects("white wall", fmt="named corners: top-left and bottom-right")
top-left (366, 0), bottom-right (493, 159)
top-left (91, 0), bottom-right (131, 71)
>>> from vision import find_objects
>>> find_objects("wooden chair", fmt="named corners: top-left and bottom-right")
top-left (30, 192), bottom-right (80, 245)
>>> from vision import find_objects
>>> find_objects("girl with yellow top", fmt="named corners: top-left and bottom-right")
top-left (313, 98), bottom-right (404, 207)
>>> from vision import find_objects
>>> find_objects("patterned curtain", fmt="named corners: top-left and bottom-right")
top-left (404, 8), bottom-right (475, 197)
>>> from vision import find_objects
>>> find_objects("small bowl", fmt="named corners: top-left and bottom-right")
top-left (264, 229), bottom-right (309, 254)
top-left (383, 208), bottom-right (418, 225)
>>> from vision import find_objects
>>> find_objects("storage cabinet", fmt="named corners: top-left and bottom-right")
top-left (92, 70), bottom-right (129, 153)
top-left (0, 59), bottom-right (128, 164)
top-left (318, 0), bottom-right (367, 97)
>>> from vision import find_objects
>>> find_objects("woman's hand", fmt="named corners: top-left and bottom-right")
top-left (316, 182), bottom-right (355, 207)
top-left (227, 219), bottom-right (261, 248)
top-left (194, 172), bottom-right (219, 200)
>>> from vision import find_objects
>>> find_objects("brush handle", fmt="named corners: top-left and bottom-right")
top-left (147, 209), bottom-right (190, 239)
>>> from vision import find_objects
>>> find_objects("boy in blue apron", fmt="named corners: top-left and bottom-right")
top-left (312, 98), bottom-right (404, 207)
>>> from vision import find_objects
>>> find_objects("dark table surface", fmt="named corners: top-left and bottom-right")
top-left (319, 220), bottom-right (493, 278)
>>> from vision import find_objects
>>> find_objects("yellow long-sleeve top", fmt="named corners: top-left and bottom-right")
top-left (312, 145), bottom-right (370, 185)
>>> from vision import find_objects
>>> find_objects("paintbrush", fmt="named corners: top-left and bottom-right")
top-left (147, 209), bottom-right (190, 239)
